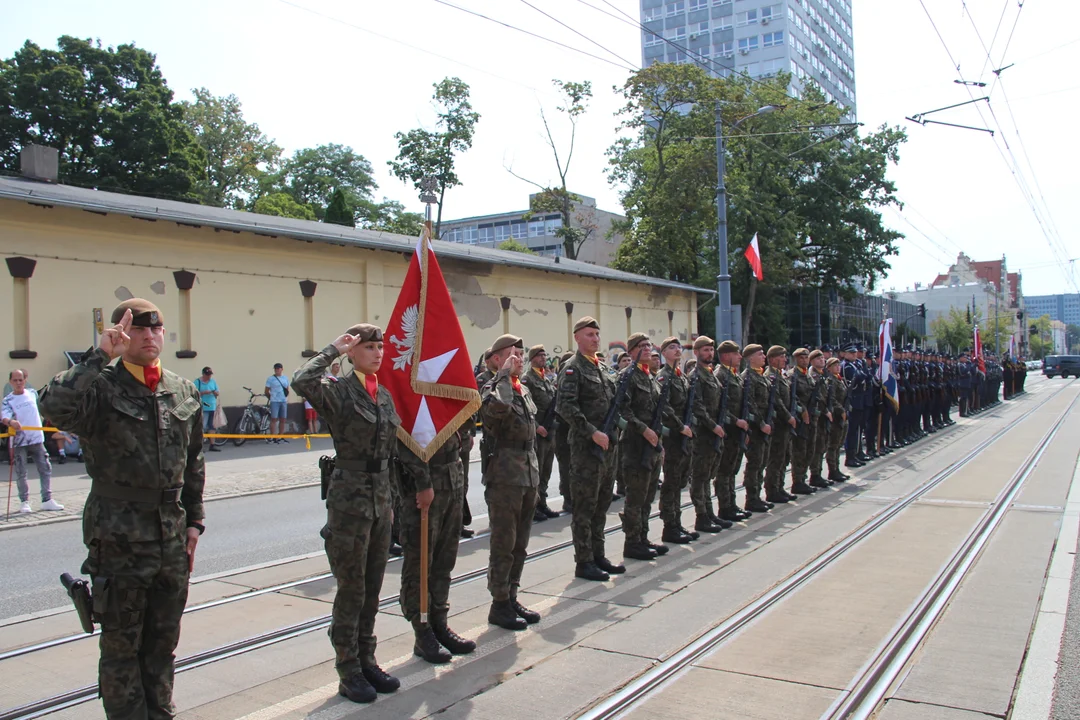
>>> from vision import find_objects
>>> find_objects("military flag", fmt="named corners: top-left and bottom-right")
top-left (973, 325), bottom-right (986, 373)
top-left (380, 226), bottom-right (481, 461)
top-left (744, 233), bottom-right (764, 281)
top-left (878, 317), bottom-right (899, 411)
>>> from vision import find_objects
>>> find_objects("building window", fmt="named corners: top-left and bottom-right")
top-left (736, 9), bottom-right (758, 26)
top-left (689, 0), bottom-right (708, 9)
top-left (715, 15), bottom-right (733, 30)
top-left (760, 5), bottom-right (777, 21)
top-left (442, 228), bottom-right (460, 243)
top-left (763, 31), bottom-right (783, 47)
top-left (529, 220), bottom-right (545, 237)
top-left (511, 222), bottom-right (527, 239)
top-left (478, 226), bottom-right (494, 243)
top-left (462, 226), bottom-right (477, 244)
top-left (494, 224), bottom-right (511, 242)
top-left (713, 0), bottom-right (732, 6)
top-left (665, 27), bottom-right (687, 41)
top-left (738, 36), bottom-right (759, 52)
top-left (546, 217), bottom-right (563, 235)
top-left (644, 33), bottom-right (663, 47)
top-left (696, 20), bottom-right (709, 33)
top-left (716, 40), bottom-right (734, 56)
top-left (666, 1), bottom-right (684, 17)
top-left (760, 57), bottom-right (784, 75)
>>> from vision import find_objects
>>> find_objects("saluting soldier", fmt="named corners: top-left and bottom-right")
top-left (656, 337), bottom-right (697, 544)
top-left (41, 300), bottom-right (205, 720)
top-left (292, 324), bottom-right (423, 703)
top-left (807, 349), bottom-right (833, 488)
top-left (825, 357), bottom-right (850, 483)
top-left (713, 340), bottom-right (752, 523)
top-left (687, 336), bottom-right (728, 535)
top-left (762, 346), bottom-right (798, 504)
top-left (557, 317), bottom-right (625, 582)
top-left (521, 344), bottom-right (559, 521)
top-left (554, 350), bottom-right (575, 514)
top-left (739, 344), bottom-right (774, 513)
top-left (464, 348), bottom-right (499, 539)
top-left (481, 334), bottom-right (542, 631)
top-left (788, 348), bottom-right (819, 495)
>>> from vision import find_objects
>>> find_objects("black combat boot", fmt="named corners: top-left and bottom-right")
top-left (646, 539), bottom-right (669, 555)
top-left (706, 505), bottom-right (732, 528)
top-left (432, 623), bottom-right (477, 654)
top-left (745, 497), bottom-right (771, 513)
top-left (389, 541), bottom-right (403, 557)
top-left (532, 506), bottom-right (548, 523)
top-left (488, 600), bottom-right (528, 630)
top-left (662, 525), bottom-right (693, 543)
top-left (361, 665), bottom-right (401, 693)
top-left (460, 527), bottom-right (475, 539)
top-left (575, 561), bottom-right (610, 582)
top-left (681, 524), bottom-right (701, 540)
top-left (623, 542), bottom-right (658, 560)
top-left (414, 626), bottom-right (452, 664)
top-left (537, 501), bottom-right (559, 519)
top-left (510, 595), bottom-right (541, 624)
top-left (595, 556), bottom-right (626, 575)
top-left (792, 481), bottom-right (815, 495)
top-left (718, 506), bottom-right (744, 523)
top-left (809, 475), bottom-right (830, 489)
top-left (765, 491), bottom-right (790, 504)
top-left (695, 513), bottom-right (724, 533)
top-left (339, 673), bottom-right (377, 703)
top-left (827, 470), bottom-right (848, 483)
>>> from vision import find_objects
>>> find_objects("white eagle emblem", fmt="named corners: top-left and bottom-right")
top-left (390, 304), bottom-right (419, 372)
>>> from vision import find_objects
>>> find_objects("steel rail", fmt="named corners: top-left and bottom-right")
top-left (577, 380), bottom-right (1075, 720)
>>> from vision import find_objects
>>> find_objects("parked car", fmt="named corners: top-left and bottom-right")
top-left (1043, 355), bottom-right (1080, 378)
top-left (1026, 360), bottom-right (1041, 370)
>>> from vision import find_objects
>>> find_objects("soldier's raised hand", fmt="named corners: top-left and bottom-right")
top-left (332, 333), bottom-right (360, 354)
top-left (99, 309), bottom-right (132, 360)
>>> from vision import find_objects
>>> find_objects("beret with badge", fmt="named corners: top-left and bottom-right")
top-left (112, 298), bottom-right (163, 327)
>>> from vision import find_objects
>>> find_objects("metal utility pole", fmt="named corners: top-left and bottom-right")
top-left (714, 101), bottom-right (731, 342)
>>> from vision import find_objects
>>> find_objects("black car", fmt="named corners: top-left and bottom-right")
top-left (1044, 355), bottom-right (1080, 378)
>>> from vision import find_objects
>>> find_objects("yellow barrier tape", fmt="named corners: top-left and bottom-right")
top-left (3, 427), bottom-right (331, 451)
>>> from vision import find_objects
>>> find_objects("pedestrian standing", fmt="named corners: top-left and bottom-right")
top-left (264, 362), bottom-right (290, 443)
top-left (521, 344), bottom-right (559, 521)
top-left (2, 369), bottom-right (63, 512)
top-left (39, 299), bottom-right (203, 719)
top-left (194, 366), bottom-right (220, 452)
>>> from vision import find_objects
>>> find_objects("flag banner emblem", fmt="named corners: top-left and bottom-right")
top-left (973, 325), bottom-right (986, 373)
top-left (878, 318), bottom-right (899, 411)
top-left (744, 232), bottom-right (764, 281)
top-left (380, 226), bottom-right (481, 461)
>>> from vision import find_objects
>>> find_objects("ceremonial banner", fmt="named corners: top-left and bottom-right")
top-left (973, 325), bottom-right (986, 373)
top-left (878, 318), bottom-right (899, 411)
top-left (744, 233), bottom-right (764, 281)
top-left (380, 226), bottom-right (481, 461)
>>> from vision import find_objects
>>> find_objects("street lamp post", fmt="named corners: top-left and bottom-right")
top-left (715, 103), bottom-right (778, 342)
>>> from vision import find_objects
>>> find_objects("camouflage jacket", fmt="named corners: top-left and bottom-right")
top-left (39, 348), bottom-right (205, 544)
top-left (521, 366), bottom-right (556, 431)
top-left (741, 368), bottom-right (772, 431)
top-left (801, 369), bottom-right (827, 417)
top-left (480, 369), bottom-right (539, 487)
top-left (292, 345), bottom-right (424, 517)
top-left (656, 364), bottom-right (689, 437)
top-left (766, 367), bottom-right (793, 426)
top-left (556, 351), bottom-right (616, 443)
top-left (827, 374), bottom-right (848, 417)
top-left (715, 363), bottom-right (744, 428)
top-left (616, 365), bottom-right (659, 450)
top-left (398, 427), bottom-right (464, 495)
top-left (690, 362), bottom-right (725, 444)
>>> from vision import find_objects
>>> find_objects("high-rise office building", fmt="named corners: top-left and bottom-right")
top-left (639, 0), bottom-right (856, 119)
top-left (1025, 294), bottom-right (1080, 326)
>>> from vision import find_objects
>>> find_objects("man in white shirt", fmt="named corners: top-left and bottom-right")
top-left (2, 369), bottom-right (63, 513)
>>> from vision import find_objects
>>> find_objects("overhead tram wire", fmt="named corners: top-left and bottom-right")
top-left (515, 0), bottom-right (638, 69)
top-left (976, 0), bottom-right (1012, 81)
top-left (429, 0), bottom-right (637, 72)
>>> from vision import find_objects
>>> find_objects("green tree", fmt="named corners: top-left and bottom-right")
top-left (0, 36), bottom-right (204, 198)
top-left (388, 77), bottom-right (480, 237)
top-left (1066, 323), bottom-right (1080, 353)
top-left (929, 306), bottom-right (978, 352)
top-left (324, 187), bottom-right (355, 227)
top-left (178, 87), bottom-right (281, 207)
top-left (272, 143), bottom-right (376, 219)
top-left (357, 198), bottom-right (424, 236)
top-left (496, 239), bottom-right (536, 255)
top-left (251, 192), bottom-right (316, 220)
top-left (1027, 313), bottom-right (1055, 359)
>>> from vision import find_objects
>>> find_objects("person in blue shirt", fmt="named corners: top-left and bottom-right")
top-left (195, 366), bottom-right (220, 452)
top-left (265, 362), bottom-right (290, 443)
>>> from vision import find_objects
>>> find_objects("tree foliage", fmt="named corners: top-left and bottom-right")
top-left (178, 87), bottom-right (281, 207)
top-left (388, 77), bottom-right (480, 237)
top-left (0, 36), bottom-right (204, 198)
top-left (1068, 323), bottom-right (1080, 354)
top-left (251, 192), bottom-right (316, 220)
top-left (606, 64), bottom-right (905, 341)
top-left (356, 198), bottom-right (424, 236)
top-left (324, 187), bottom-right (355, 227)
top-left (271, 143), bottom-right (376, 219)
top-left (496, 238), bottom-right (536, 255)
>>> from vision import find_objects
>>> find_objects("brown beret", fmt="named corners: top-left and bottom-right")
top-left (528, 344), bottom-right (547, 361)
top-left (684, 358), bottom-right (698, 371)
top-left (742, 343), bottom-right (764, 359)
top-left (626, 332), bottom-right (650, 354)
top-left (767, 345), bottom-right (787, 359)
top-left (659, 336), bottom-right (681, 353)
top-left (717, 340), bottom-right (740, 354)
top-left (560, 351), bottom-right (573, 364)
top-left (574, 316), bottom-right (600, 333)
top-left (112, 298), bottom-right (163, 327)
top-left (808, 349), bottom-right (823, 361)
top-left (793, 348), bottom-right (809, 358)
top-left (693, 336), bottom-right (714, 351)
top-left (345, 323), bottom-right (384, 343)
top-left (826, 357), bottom-right (841, 368)
top-left (483, 347), bottom-right (493, 361)
top-left (491, 334), bottom-right (524, 354)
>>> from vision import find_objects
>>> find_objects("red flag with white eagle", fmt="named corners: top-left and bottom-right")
top-left (973, 325), bottom-right (985, 373)
top-left (379, 225), bottom-right (481, 461)
top-left (744, 232), bottom-right (764, 281)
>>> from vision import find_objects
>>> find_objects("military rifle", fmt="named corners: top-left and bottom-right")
top-left (737, 373), bottom-right (753, 452)
top-left (593, 363), bottom-right (636, 460)
top-left (825, 376), bottom-right (835, 424)
top-left (713, 377), bottom-right (729, 454)
top-left (787, 371), bottom-right (801, 434)
top-left (681, 368), bottom-right (699, 455)
top-left (764, 372), bottom-right (780, 430)
top-left (642, 371), bottom-right (672, 467)
top-left (802, 373), bottom-right (823, 439)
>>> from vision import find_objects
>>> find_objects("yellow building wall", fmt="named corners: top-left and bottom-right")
top-left (0, 200), bottom-right (699, 408)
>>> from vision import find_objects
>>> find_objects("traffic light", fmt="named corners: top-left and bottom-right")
top-left (1030, 324), bottom-right (1037, 336)
top-left (1016, 311), bottom-right (1024, 321)
top-left (917, 303), bottom-right (926, 318)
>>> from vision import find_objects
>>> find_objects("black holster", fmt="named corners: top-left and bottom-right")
top-left (61, 573), bottom-right (95, 634)
top-left (318, 455), bottom-right (335, 501)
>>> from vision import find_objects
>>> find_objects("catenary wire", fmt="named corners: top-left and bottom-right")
top-left (976, 0), bottom-right (1011, 81)
top-left (515, 0), bottom-right (638, 69)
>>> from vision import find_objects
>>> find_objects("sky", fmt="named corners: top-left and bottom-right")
top-left (4, 0), bottom-right (1078, 296)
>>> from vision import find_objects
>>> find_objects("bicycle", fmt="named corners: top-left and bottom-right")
top-left (232, 387), bottom-right (271, 447)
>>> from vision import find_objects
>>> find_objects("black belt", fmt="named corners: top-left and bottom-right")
top-left (335, 458), bottom-right (390, 472)
top-left (91, 482), bottom-right (183, 505)
top-left (494, 439), bottom-right (534, 452)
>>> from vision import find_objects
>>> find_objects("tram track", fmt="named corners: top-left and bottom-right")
top-left (0, 383), bottom-right (1064, 720)
top-left (578, 380), bottom-right (1077, 720)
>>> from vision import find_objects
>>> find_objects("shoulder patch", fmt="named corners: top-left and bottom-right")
top-left (327, 376), bottom-right (339, 383)
top-left (565, 368), bottom-right (575, 375)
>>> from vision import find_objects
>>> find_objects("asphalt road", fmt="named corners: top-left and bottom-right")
top-left (1052, 526), bottom-right (1080, 720)
top-left (0, 461), bottom-right (499, 621)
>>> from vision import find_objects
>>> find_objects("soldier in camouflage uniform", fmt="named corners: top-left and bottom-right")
top-left (557, 317), bottom-right (625, 582)
top-left (763, 346), bottom-right (798, 504)
top-left (463, 350), bottom-right (498, 539)
top-left (808, 349), bottom-right (834, 488)
top-left (686, 337), bottom-right (727, 534)
top-left (656, 337), bottom-right (697, 544)
top-left (616, 333), bottom-right (670, 561)
top-left (481, 334), bottom-right (542, 631)
top-left (740, 344), bottom-right (775, 513)
top-left (825, 357), bottom-right (850, 483)
top-left (521, 345), bottom-right (559, 521)
top-left (789, 348), bottom-right (822, 495)
top-left (714, 341), bottom-right (752, 522)
top-left (554, 351), bottom-right (575, 515)
top-left (292, 324), bottom-right (425, 703)
top-left (40, 299), bottom-right (205, 720)
top-left (396, 425), bottom-right (476, 664)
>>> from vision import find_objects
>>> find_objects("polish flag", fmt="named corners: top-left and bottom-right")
top-left (379, 224), bottom-right (481, 461)
top-left (744, 233), bottom-right (764, 281)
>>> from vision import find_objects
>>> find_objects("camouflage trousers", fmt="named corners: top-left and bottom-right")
top-left (714, 425), bottom-right (745, 510)
top-left (555, 422), bottom-right (572, 506)
top-left (568, 437), bottom-right (616, 564)
top-left (660, 438), bottom-right (693, 526)
top-left (536, 434), bottom-right (555, 500)
top-left (399, 485), bottom-right (462, 628)
top-left (82, 534), bottom-right (189, 720)
top-left (324, 505), bottom-right (392, 679)
top-left (689, 434), bottom-right (722, 516)
top-left (763, 426), bottom-right (792, 496)
top-left (790, 422), bottom-right (817, 484)
top-left (485, 483), bottom-right (538, 601)
top-left (810, 417), bottom-right (829, 478)
top-left (458, 438), bottom-right (473, 526)
top-left (619, 439), bottom-right (662, 545)
top-left (741, 428), bottom-right (771, 502)
top-left (827, 417), bottom-right (848, 474)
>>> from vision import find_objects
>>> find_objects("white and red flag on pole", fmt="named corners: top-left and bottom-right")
top-left (744, 233), bottom-right (764, 281)
top-left (379, 225), bottom-right (481, 461)
top-left (973, 325), bottom-right (986, 373)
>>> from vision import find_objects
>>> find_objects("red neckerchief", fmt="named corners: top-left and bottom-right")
top-left (583, 354), bottom-right (599, 366)
top-left (637, 362), bottom-right (651, 376)
top-left (675, 366), bottom-right (682, 377)
top-left (365, 373), bottom-right (378, 401)
top-left (143, 365), bottom-right (161, 392)
top-left (510, 375), bottom-right (523, 394)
